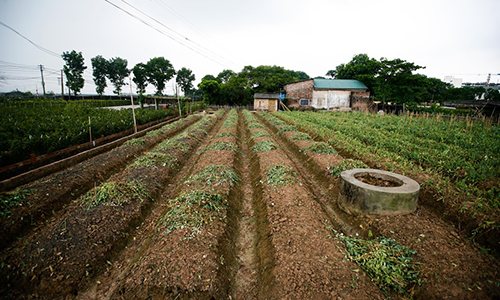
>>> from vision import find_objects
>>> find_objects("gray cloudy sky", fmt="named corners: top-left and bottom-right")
top-left (0, 0), bottom-right (499, 95)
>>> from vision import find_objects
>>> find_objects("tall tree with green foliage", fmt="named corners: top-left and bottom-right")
top-left (91, 55), bottom-right (108, 96)
top-left (132, 62), bottom-right (148, 97)
top-left (62, 50), bottom-right (86, 96)
top-left (198, 79), bottom-right (221, 104)
top-left (176, 67), bottom-right (195, 95)
top-left (239, 65), bottom-right (309, 93)
top-left (107, 57), bottom-right (129, 96)
top-left (146, 57), bottom-right (176, 95)
top-left (217, 69), bottom-right (236, 83)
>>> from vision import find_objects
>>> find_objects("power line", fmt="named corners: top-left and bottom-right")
top-left (0, 21), bottom-right (61, 59)
top-left (103, 0), bottom-right (229, 68)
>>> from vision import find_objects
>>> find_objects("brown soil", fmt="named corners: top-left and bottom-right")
top-left (1, 110), bottom-right (499, 300)
top-left (355, 173), bottom-right (403, 187)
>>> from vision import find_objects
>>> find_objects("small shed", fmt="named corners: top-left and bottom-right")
top-left (283, 79), bottom-right (370, 110)
top-left (254, 93), bottom-right (280, 111)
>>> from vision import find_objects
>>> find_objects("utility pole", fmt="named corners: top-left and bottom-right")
top-left (39, 64), bottom-right (46, 96)
top-left (60, 69), bottom-right (64, 98)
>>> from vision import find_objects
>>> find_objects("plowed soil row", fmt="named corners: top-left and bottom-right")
top-left (259, 112), bottom-right (500, 299)
top-left (0, 115), bottom-right (200, 251)
top-left (0, 112), bottom-right (221, 299)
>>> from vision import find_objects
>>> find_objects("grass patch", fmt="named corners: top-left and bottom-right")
top-left (250, 130), bottom-right (271, 139)
top-left (337, 233), bottom-right (421, 297)
top-left (264, 165), bottom-right (299, 186)
top-left (216, 132), bottom-right (237, 138)
top-left (252, 140), bottom-right (279, 152)
top-left (159, 190), bottom-right (228, 237)
top-left (277, 125), bottom-right (298, 135)
top-left (203, 141), bottom-right (237, 152)
top-left (184, 165), bottom-right (240, 188)
top-left (290, 132), bottom-right (313, 141)
top-left (0, 189), bottom-right (34, 217)
top-left (82, 180), bottom-right (150, 209)
top-left (300, 142), bottom-right (337, 155)
top-left (129, 152), bottom-right (178, 169)
top-left (123, 137), bottom-right (145, 147)
top-left (328, 159), bottom-right (368, 177)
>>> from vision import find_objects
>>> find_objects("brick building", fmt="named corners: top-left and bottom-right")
top-left (253, 93), bottom-right (281, 111)
top-left (283, 79), bottom-right (370, 110)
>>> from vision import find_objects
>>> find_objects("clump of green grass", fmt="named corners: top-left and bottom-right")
top-left (277, 125), bottom-right (298, 135)
top-left (328, 159), bottom-right (368, 177)
top-left (248, 123), bottom-right (264, 129)
top-left (0, 189), bottom-right (34, 217)
top-left (203, 141), bottom-right (237, 152)
top-left (291, 132), bottom-right (313, 141)
top-left (123, 137), bottom-right (145, 147)
top-left (184, 165), bottom-right (239, 188)
top-left (337, 233), bottom-right (421, 296)
top-left (159, 190), bottom-right (228, 237)
top-left (157, 139), bottom-right (189, 153)
top-left (250, 130), bottom-right (271, 139)
top-left (129, 152), bottom-right (178, 169)
top-left (300, 142), bottom-right (337, 155)
top-left (251, 140), bottom-right (279, 152)
top-left (82, 180), bottom-right (150, 209)
top-left (216, 132), bottom-right (237, 138)
top-left (264, 165), bottom-right (299, 186)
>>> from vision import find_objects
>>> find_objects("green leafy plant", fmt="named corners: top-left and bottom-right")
top-left (82, 180), bottom-right (150, 209)
top-left (300, 142), bottom-right (337, 155)
top-left (338, 234), bottom-right (421, 296)
top-left (216, 132), bottom-right (237, 138)
top-left (277, 125), bottom-right (298, 135)
top-left (123, 137), bottom-right (145, 147)
top-left (129, 152), bottom-right (178, 169)
top-left (184, 165), bottom-right (240, 188)
top-left (0, 189), bottom-right (34, 217)
top-left (328, 159), bottom-right (368, 177)
top-left (290, 132), bottom-right (313, 141)
top-left (251, 140), bottom-right (279, 152)
top-left (250, 130), bottom-right (271, 139)
top-left (265, 165), bottom-right (299, 186)
top-left (203, 141), bottom-right (237, 152)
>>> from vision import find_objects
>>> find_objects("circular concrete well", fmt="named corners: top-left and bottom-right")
top-left (338, 168), bottom-right (420, 216)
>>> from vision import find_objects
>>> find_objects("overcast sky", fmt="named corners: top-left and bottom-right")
top-left (0, 0), bottom-right (499, 96)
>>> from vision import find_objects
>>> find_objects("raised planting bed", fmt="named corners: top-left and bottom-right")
top-left (0, 115), bottom-right (201, 251)
top-left (0, 113), bottom-right (220, 299)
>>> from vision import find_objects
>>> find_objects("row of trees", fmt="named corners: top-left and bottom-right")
top-left (61, 50), bottom-right (196, 97)
top-left (197, 65), bottom-right (309, 105)
top-left (326, 54), bottom-right (500, 103)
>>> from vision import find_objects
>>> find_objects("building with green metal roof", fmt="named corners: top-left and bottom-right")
top-left (283, 78), bottom-right (370, 110)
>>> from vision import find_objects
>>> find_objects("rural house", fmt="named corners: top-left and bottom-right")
top-left (283, 79), bottom-right (370, 110)
top-left (253, 93), bottom-right (281, 111)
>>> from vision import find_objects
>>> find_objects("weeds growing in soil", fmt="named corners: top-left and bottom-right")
top-left (300, 142), bottom-right (337, 155)
top-left (336, 232), bottom-right (421, 297)
top-left (251, 140), bottom-right (279, 152)
top-left (160, 190), bottom-right (228, 237)
top-left (290, 132), bottom-right (313, 141)
top-left (129, 152), bottom-right (178, 169)
top-left (184, 165), bottom-right (240, 188)
top-left (0, 189), bottom-right (34, 217)
top-left (264, 165), bottom-right (299, 186)
top-left (82, 180), bottom-right (150, 209)
top-left (123, 137), bottom-right (145, 147)
top-left (328, 159), bottom-right (368, 177)
top-left (203, 141), bottom-right (238, 152)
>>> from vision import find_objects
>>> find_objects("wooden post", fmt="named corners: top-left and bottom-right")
top-left (88, 116), bottom-right (92, 142)
top-left (129, 77), bottom-right (137, 133)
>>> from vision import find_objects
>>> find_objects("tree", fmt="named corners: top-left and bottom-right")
top-left (238, 65), bottom-right (309, 93)
top-left (107, 57), bottom-right (129, 95)
top-left (91, 55), bottom-right (108, 96)
top-left (220, 76), bottom-right (252, 105)
top-left (485, 88), bottom-right (500, 101)
top-left (132, 62), bottom-right (148, 96)
top-left (327, 54), bottom-right (381, 94)
top-left (176, 67), bottom-right (195, 95)
top-left (217, 69), bottom-right (236, 83)
top-left (146, 57), bottom-right (176, 95)
top-left (62, 50), bottom-right (86, 96)
top-left (198, 79), bottom-right (221, 104)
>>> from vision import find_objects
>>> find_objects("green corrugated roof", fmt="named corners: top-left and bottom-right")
top-left (314, 79), bottom-right (368, 90)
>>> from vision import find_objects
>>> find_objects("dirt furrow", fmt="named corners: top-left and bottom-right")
top-left (0, 113), bottom-right (221, 300)
top-left (244, 110), bottom-right (384, 299)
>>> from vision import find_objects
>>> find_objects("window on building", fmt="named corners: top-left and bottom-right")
top-left (300, 99), bottom-right (309, 106)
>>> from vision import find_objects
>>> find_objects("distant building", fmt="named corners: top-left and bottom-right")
top-left (283, 79), bottom-right (370, 110)
top-left (254, 93), bottom-right (281, 111)
top-left (443, 76), bottom-right (463, 88)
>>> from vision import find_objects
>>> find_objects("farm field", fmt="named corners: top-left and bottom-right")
top-left (0, 109), bottom-right (499, 299)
